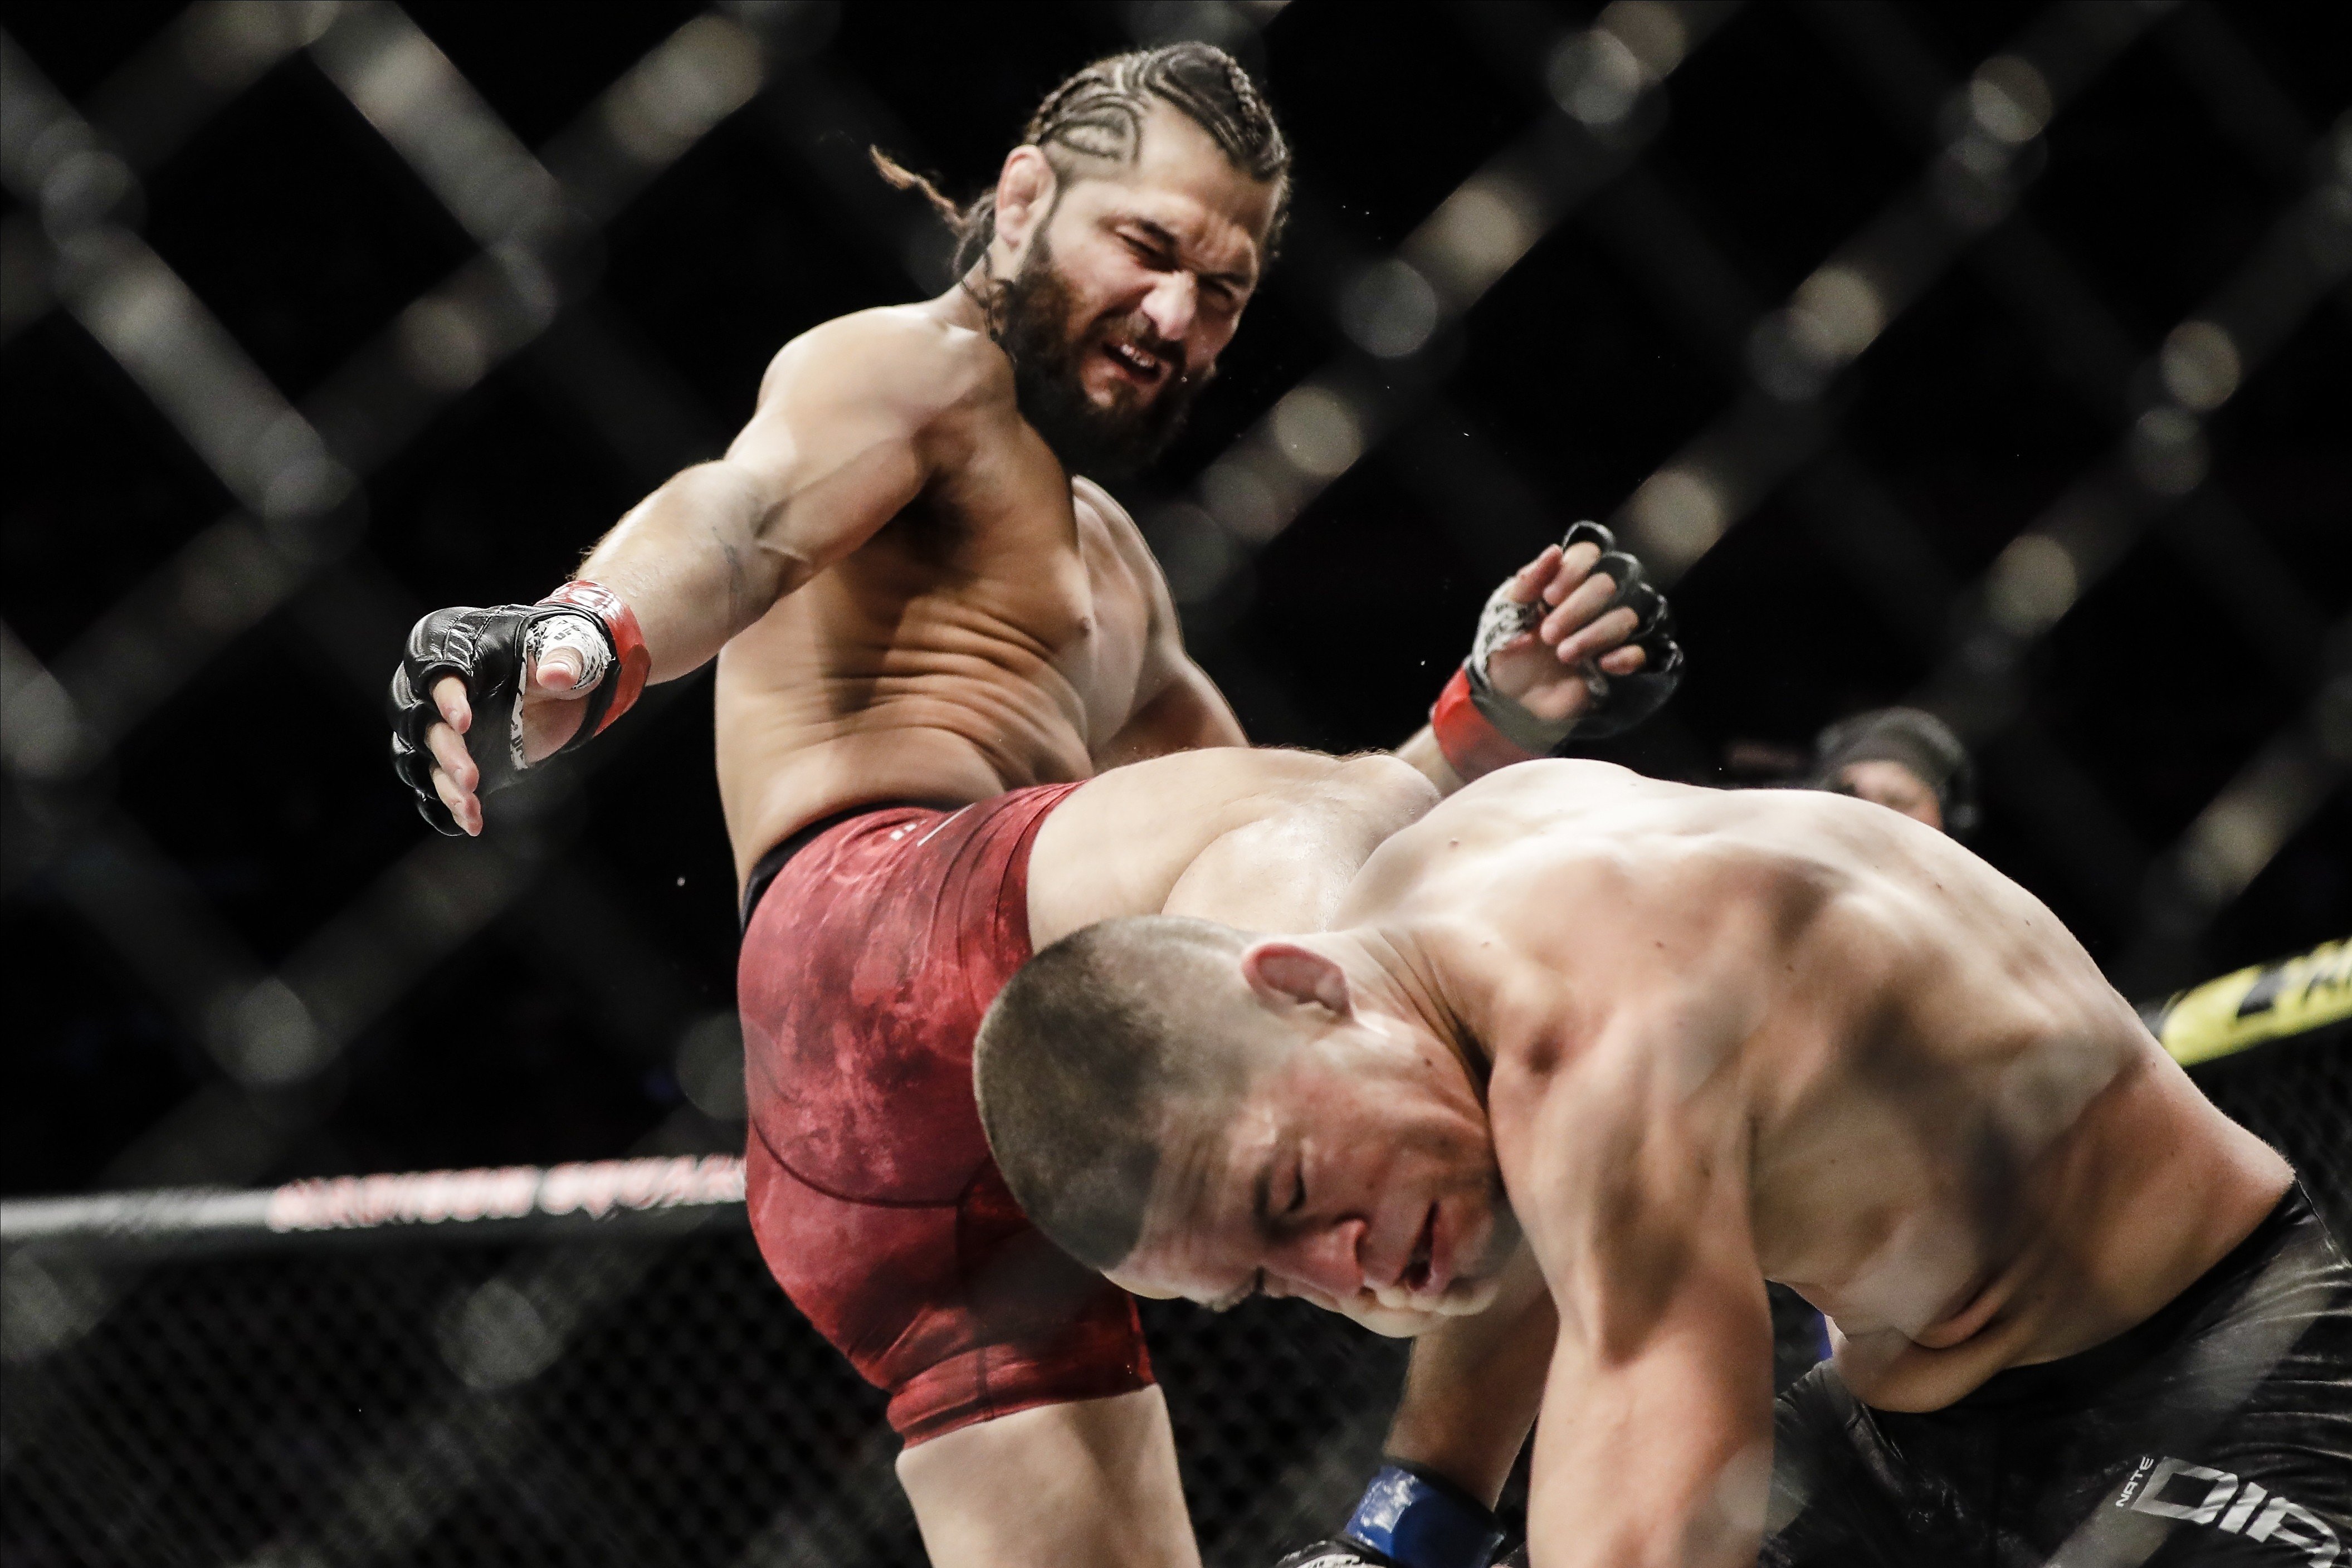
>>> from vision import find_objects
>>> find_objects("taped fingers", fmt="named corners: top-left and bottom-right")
top-left (524, 611), bottom-right (612, 692)
top-left (1434, 519), bottom-right (1688, 777)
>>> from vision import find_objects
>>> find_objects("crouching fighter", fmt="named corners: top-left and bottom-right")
top-left (384, 42), bottom-right (1681, 1568)
top-left (977, 761), bottom-right (2351, 1567)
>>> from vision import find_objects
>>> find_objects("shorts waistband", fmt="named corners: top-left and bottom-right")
top-left (739, 799), bottom-right (965, 931)
top-left (1951, 1184), bottom-right (2315, 1411)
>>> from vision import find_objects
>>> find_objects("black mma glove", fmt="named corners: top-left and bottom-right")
top-left (1431, 523), bottom-right (1684, 780)
top-left (1275, 1462), bottom-right (1507, 1568)
top-left (387, 579), bottom-right (649, 834)
top-left (1467, 521), bottom-right (1682, 745)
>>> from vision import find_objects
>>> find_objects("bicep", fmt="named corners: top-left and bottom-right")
top-left (721, 359), bottom-right (934, 582)
top-left (719, 319), bottom-right (988, 583)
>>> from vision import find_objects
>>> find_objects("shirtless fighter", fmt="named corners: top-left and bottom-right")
top-left (384, 44), bottom-right (1684, 1568)
top-left (976, 761), bottom-right (2352, 1567)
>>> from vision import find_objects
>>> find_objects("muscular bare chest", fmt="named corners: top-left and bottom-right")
top-left (721, 424), bottom-right (1155, 762)
top-left (913, 433), bottom-right (1155, 739)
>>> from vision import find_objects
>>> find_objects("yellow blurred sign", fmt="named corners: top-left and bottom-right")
top-left (2145, 936), bottom-right (2352, 1067)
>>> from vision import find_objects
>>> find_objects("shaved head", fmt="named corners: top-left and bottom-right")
top-left (974, 916), bottom-right (1263, 1269)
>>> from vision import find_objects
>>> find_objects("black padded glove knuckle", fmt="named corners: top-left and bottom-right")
top-left (1562, 520), bottom-right (1616, 554)
top-left (389, 734), bottom-right (457, 834)
top-left (1564, 537), bottom-right (1685, 743)
top-left (388, 732), bottom-right (432, 795)
top-left (1593, 548), bottom-right (1646, 597)
top-left (1460, 520), bottom-right (1686, 753)
top-left (1606, 570), bottom-right (1663, 632)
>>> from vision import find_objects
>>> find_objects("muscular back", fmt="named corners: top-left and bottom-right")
top-left (1353, 761), bottom-right (2290, 1410)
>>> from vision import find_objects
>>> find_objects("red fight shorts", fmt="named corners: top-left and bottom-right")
top-left (737, 785), bottom-right (1154, 1445)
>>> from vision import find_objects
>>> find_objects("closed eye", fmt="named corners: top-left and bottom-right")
top-left (1121, 233), bottom-right (1244, 309)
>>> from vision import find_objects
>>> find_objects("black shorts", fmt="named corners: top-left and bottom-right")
top-left (1763, 1186), bottom-right (2352, 1567)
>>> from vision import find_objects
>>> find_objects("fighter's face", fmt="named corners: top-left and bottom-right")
top-left (994, 101), bottom-right (1273, 477)
top-left (1832, 759), bottom-right (1944, 831)
top-left (1109, 1019), bottom-right (1517, 1337)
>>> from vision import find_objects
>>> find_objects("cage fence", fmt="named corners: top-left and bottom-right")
top-left (0, 1152), bottom-right (1406, 1568)
top-left (3, 0), bottom-right (2349, 1565)
top-left (3, 1015), bottom-right (2345, 1568)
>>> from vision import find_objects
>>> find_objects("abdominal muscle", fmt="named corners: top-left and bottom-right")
top-left (714, 536), bottom-right (1146, 889)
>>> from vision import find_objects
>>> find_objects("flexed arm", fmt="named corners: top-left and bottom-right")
top-left (1517, 1014), bottom-right (1774, 1568)
top-left (389, 312), bottom-right (1005, 834)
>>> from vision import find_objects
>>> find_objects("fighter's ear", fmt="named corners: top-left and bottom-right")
top-left (994, 146), bottom-right (1057, 255)
top-left (1240, 941), bottom-right (1353, 1018)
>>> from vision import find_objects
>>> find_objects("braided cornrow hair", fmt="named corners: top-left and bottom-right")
top-left (871, 42), bottom-right (1290, 283)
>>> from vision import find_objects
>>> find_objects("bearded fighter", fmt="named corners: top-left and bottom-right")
top-left (976, 761), bottom-right (2351, 1567)
top-left (383, 43), bottom-right (1686, 1568)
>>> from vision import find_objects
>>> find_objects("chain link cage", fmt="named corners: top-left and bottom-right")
top-left (4, 0), bottom-right (2348, 1564)
top-left (3, 1018), bottom-right (2344, 1568)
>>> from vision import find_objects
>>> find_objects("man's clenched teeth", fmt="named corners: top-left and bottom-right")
top-left (1370, 1207), bottom-right (1439, 1311)
top-left (1106, 340), bottom-right (1166, 382)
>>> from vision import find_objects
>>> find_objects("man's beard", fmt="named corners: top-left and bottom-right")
top-left (993, 237), bottom-right (1209, 481)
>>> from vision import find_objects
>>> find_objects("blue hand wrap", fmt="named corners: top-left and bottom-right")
top-left (1341, 1463), bottom-right (1505, 1568)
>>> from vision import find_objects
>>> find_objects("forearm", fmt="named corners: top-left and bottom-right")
top-left (575, 460), bottom-right (808, 682)
top-left (1528, 1354), bottom-right (1769, 1568)
top-left (1383, 1251), bottom-right (1554, 1505)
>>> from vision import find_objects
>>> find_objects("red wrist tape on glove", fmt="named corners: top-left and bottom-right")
top-left (539, 579), bottom-right (651, 735)
top-left (1430, 665), bottom-right (1540, 782)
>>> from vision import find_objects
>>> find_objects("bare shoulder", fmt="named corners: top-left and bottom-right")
top-left (1457, 756), bottom-right (1648, 804)
top-left (753, 304), bottom-right (1012, 420)
top-left (1070, 476), bottom-right (1169, 585)
top-left (1068, 475), bottom-right (1140, 535)
top-left (1416, 759), bottom-right (1671, 847)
